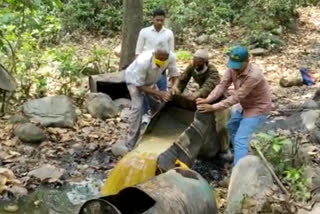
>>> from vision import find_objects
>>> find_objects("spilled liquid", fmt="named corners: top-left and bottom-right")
top-left (101, 107), bottom-right (194, 196)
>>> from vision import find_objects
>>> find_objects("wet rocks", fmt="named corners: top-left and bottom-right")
top-left (111, 140), bottom-right (128, 156)
top-left (23, 96), bottom-right (77, 128)
top-left (86, 93), bottom-right (119, 120)
top-left (14, 123), bottom-right (46, 144)
top-left (7, 185), bottom-right (28, 198)
top-left (226, 155), bottom-right (273, 214)
top-left (28, 164), bottom-right (65, 181)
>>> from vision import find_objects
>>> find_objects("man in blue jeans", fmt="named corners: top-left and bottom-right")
top-left (196, 46), bottom-right (272, 165)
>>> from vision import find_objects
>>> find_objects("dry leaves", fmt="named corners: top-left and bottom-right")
top-left (0, 168), bottom-right (21, 194)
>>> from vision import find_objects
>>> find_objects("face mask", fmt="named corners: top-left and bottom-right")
top-left (195, 65), bottom-right (208, 74)
top-left (195, 65), bottom-right (204, 71)
top-left (154, 57), bottom-right (168, 67)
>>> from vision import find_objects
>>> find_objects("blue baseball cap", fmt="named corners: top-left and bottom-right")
top-left (227, 46), bottom-right (249, 69)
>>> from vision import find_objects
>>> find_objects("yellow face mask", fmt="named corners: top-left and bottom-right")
top-left (154, 57), bottom-right (168, 67)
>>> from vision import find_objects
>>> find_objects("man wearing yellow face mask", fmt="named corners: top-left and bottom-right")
top-left (124, 42), bottom-right (179, 150)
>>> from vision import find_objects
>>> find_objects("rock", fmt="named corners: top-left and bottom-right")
top-left (28, 164), bottom-right (65, 181)
top-left (114, 98), bottom-right (131, 111)
top-left (301, 110), bottom-right (320, 130)
top-left (120, 107), bottom-right (131, 120)
top-left (19, 145), bottom-right (35, 156)
top-left (298, 203), bottom-right (320, 214)
top-left (310, 129), bottom-right (320, 144)
top-left (14, 123), bottom-right (46, 144)
top-left (86, 93), bottom-right (119, 120)
top-left (23, 96), bottom-right (77, 128)
top-left (195, 34), bottom-right (209, 44)
top-left (111, 140), bottom-right (129, 156)
top-left (304, 166), bottom-right (320, 190)
top-left (226, 155), bottom-right (273, 214)
top-left (313, 87), bottom-right (320, 102)
top-left (87, 143), bottom-right (98, 151)
top-left (9, 114), bottom-right (30, 124)
top-left (280, 75), bottom-right (303, 87)
top-left (250, 48), bottom-right (268, 56)
top-left (7, 185), bottom-right (28, 198)
top-left (296, 144), bottom-right (314, 165)
top-left (114, 44), bottom-right (122, 57)
top-left (303, 100), bottom-right (319, 110)
top-left (4, 204), bottom-right (19, 212)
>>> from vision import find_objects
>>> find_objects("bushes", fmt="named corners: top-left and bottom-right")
top-left (62, 0), bottom-right (122, 34)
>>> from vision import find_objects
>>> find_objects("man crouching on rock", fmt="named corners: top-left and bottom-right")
top-left (123, 42), bottom-right (179, 151)
top-left (196, 46), bottom-right (272, 166)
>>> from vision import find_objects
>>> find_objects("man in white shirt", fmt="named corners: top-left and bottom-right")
top-left (135, 9), bottom-right (174, 56)
top-left (135, 8), bottom-right (175, 123)
top-left (125, 42), bottom-right (179, 150)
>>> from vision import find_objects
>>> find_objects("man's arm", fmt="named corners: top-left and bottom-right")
top-left (135, 29), bottom-right (145, 55)
top-left (211, 75), bottom-right (262, 111)
top-left (137, 85), bottom-right (160, 96)
top-left (168, 30), bottom-right (175, 52)
top-left (198, 67), bottom-right (221, 98)
top-left (206, 69), bottom-right (233, 103)
top-left (176, 65), bottom-right (192, 94)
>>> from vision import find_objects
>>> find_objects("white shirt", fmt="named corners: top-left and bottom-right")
top-left (135, 25), bottom-right (174, 55)
top-left (125, 51), bottom-right (178, 86)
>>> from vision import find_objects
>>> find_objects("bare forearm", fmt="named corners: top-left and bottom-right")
top-left (137, 85), bottom-right (159, 96)
top-left (170, 76), bottom-right (179, 88)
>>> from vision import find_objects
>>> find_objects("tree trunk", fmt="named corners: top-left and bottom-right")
top-left (119, 0), bottom-right (143, 70)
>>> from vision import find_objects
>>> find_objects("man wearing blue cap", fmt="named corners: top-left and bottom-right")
top-left (196, 46), bottom-right (272, 165)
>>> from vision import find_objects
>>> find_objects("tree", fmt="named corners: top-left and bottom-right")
top-left (119, 0), bottom-right (143, 70)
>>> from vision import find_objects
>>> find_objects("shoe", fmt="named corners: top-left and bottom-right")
top-left (142, 113), bottom-right (151, 124)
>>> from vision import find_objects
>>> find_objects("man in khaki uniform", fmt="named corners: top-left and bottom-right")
top-left (172, 49), bottom-right (230, 154)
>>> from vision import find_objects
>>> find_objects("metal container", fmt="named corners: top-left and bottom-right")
top-left (79, 168), bottom-right (217, 214)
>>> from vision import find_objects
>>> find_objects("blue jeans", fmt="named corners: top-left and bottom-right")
top-left (143, 74), bottom-right (167, 114)
top-left (227, 108), bottom-right (267, 165)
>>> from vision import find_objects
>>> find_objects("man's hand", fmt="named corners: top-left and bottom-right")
top-left (196, 98), bottom-right (209, 105)
top-left (171, 86), bottom-right (180, 96)
top-left (157, 91), bottom-right (171, 102)
top-left (197, 104), bottom-right (215, 113)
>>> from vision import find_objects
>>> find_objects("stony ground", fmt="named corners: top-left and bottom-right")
top-left (0, 5), bottom-right (319, 214)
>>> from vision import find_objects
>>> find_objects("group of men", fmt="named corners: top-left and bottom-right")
top-left (123, 9), bottom-right (272, 166)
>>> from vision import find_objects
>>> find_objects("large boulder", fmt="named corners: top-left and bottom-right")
top-left (86, 93), bottom-right (119, 120)
top-left (23, 96), bottom-right (77, 128)
top-left (225, 155), bottom-right (273, 214)
top-left (14, 123), bottom-right (46, 144)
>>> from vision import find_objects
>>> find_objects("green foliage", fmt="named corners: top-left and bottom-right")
top-left (50, 47), bottom-right (83, 96)
top-left (175, 50), bottom-right (192, 61)
top-left (62, 0), bottom-right (122, 33)
top-left (256, 132), bottom-right (311, 202)
top-left (284, 167), bottom-right (311, 201)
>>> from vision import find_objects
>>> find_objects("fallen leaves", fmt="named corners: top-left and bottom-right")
top-left (0, 168), bottom-right (21, 194)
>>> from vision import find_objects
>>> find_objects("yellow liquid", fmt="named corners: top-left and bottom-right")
top-left (101, 107), bottom-right (193, 196)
